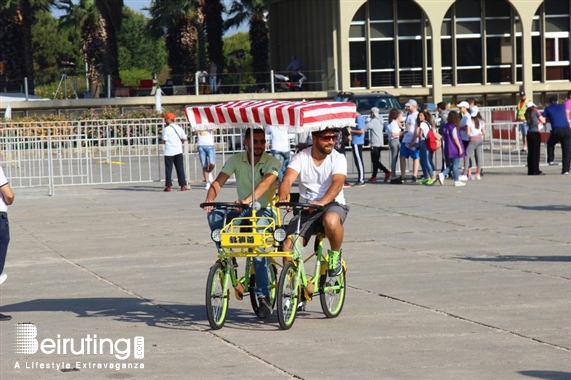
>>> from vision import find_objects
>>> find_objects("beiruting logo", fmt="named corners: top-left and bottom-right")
top-left (14, 323), bottom-right (144, 360)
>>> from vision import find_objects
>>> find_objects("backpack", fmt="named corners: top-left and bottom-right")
top-left (426, 128), bottom-right (440, 152)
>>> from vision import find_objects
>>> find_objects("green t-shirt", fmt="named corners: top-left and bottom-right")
top-left (221, 151), bottom-right (280, 207)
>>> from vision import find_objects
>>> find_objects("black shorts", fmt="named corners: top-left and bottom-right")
top-left (285, 202), bottom-right (349, 245)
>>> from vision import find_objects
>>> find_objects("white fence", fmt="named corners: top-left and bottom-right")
top-left (0, 109), bottom-right (555, 194)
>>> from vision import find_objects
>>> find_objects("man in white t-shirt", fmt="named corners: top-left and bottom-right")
top-left (0, 165), bottom-right (14, 321)
top-left (161, 112), bottom-right (188, 192)
top-left (265, 125), bottom-right (291, 182)
top-left (278, 128), bottom-right (349, 279)
top-left (395, 99), bottom-right (419, 183)
top-left (195, 128), bottom-right (216, 190)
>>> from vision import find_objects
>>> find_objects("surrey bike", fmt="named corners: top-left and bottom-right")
top-left (272, 201), bottom-right (347, 330)
top-left (200, 201), bottom-right (285, 330)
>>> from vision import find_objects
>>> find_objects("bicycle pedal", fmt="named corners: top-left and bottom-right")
top-left (297, 301), bottom-right (306, 311)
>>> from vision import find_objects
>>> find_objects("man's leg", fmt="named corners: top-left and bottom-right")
top-left (164, 155), bottom-right (174, 187)
top-left (560, 128), bottom-right (570, 173)
top-left (547, 132), bottom-right (556, 163)
top-left (322, 211), bottom-right (344, 252)
top-left (173, 153), bottom-right (186, 187)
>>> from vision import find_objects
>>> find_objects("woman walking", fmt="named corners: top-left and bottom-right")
top-left (387, 108), bottom-right (402, 182)
top-left (416, 110), bottom-right (437, 185)
top-left (437, 111), bottom-right (466, 187)
top-left (463, 106), bottom-right (485, 180)
top-left (525, 101), bottom-right (546, 175)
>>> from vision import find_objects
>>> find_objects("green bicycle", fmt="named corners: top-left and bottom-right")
top-left (201, 202), bottom-right (283, 330)
top-left (273, 202), bottom-right (347, 330)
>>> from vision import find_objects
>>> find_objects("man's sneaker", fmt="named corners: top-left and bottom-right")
top-left (369, 176), bottom-right (377, 182)
top-left (458, 175), bottom-right (468, 181)
top-left (419, 178), bottom-right (428, 185)
top-left (425, 178), bottom-right (436, 185)
top-left (327, 249), bottom-right (343, 277)
top-left (562, 172), bottom-right (569, 175)
top-left (0, 273), bottom-right (6, 285)
top-left (475, 174), bottom-right (481, 180)
top-left (257, 295), bottom-right (272, 318)
top-left (0, 313), bottom-right (12, 321)
top-left (205, 182), bottom-right (211, 190)
top-left (384, 171), bottom-right (392, 182)
top-left (391, 177), bottom-right (403, 184)
top-left (437, 173), bottom-right (444, 185)
top-left (548, 162), bottom-right (559, 166)
top-left (353, 181), bottom-right (366, 187)
top-left (343, 181), bottom-right (351, 188)
top-left (180, 185), bottom-right (188, 191)
top-left (454, 181), bottom-right (466, 187)
top-left (163, 186), bottom-right (172, 192)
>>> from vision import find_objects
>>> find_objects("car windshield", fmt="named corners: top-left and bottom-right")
top-left (355, 96), bottom-right (401, 113)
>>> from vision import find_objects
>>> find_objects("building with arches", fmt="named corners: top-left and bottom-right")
top-left (269, 0), bottom-right (570, 106)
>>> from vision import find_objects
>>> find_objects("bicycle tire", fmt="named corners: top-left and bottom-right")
top-left (205, 262), bottom-right (229, 329)
top-left (319, 267), bottom-right (346, 318)
top-left (276, 262), bottom-right (299, 330)
top-left (249, 262), bottom-right (278, 317)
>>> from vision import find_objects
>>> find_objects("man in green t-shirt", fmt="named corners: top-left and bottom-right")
top-left (203, 128), bottom-right (280, 318)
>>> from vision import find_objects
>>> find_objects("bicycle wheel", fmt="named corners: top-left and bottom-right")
top-left (205, 262), bottom-right (229, 329)
top-left (249, 262), bottom-right (278, 317)
top-left (276, 262), bottom-right (299, 330)
top-left (319, 266), bottom-right (346, 318)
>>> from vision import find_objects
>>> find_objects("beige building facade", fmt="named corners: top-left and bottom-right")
top-left (269, 0), bottom-right (570, 106)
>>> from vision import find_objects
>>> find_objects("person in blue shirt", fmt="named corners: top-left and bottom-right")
top-left (543, 97), bottom-right (570, 174)
top-left (351, 112), bottom-right (366, 186)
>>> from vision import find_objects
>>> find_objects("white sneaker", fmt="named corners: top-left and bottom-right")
top-left (454, 181), bottom-right (466, 187)
top-left (458, 175), bottom-right (468, 181)
top-left (475, 174), bottom-right (481, 180)
top-left (208, 172), bottom-right (214, 183)
top-left (437, 173), bottom-right (444, 185)
top-left (0, 273), bottom-right (7, 285)
top-left (205, 182), bottom-right (211, 190)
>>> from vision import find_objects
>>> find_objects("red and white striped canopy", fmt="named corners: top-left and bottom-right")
top-left (184, 100), bottom-right (356, 132)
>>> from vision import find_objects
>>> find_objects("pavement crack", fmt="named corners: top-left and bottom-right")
top-left (350, 285), bottom-right (571, 353)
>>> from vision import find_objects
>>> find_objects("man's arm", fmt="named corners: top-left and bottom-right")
top-left (203, 172), bottom-right (230, 211)
top-left (0, 183), bottom-right (14, 206)
top-left (241, 173), bottom-right (278, 204)
top-left (278, 167), bottom-right (298, 201)
top-left (314, 173), bottom-right (345, 206)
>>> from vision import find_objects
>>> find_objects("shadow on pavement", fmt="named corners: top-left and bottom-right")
top-left (519, 370), bottom-right (571, 380)
top-left (457, 255), bottom-right (571, 262)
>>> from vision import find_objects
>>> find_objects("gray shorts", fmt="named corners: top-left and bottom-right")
top-left (285, 202), bottom-right (349, 245)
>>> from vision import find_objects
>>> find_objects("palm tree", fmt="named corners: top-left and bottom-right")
top-left (204, 0), bottom-right (225, 75)
top-left (58, 0), bottom-right (111, 98)
top-left (0, 0), bottom-right (56, 94)
top-left (225, 0), bottom-right (268, 88)
top-left (94, 0), bottom-right (123, 83)
top-left (147, 0), bottom-right (199, 83)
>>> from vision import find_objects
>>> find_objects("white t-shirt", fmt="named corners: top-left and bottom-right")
top-left (161, 123), bottom-right (187, 156)
top-left (265, 125), bottom-right (290, 152)
top-left (469, 119), bottom-right (484, 137)
top-left (402, 111), bottom-right (418, 143)
top-left (459, 114), bottom-right (472, 141)
top-left (287, 147), bottom-right (346, 205)
top-left (196, 129), bottom-right (214, 146)
top-left (388, 120), bottom-right (401, 141)
top-left (0, 166), bottom-right (9, 212)
top-left (419, 121), bottom-right (430, 141)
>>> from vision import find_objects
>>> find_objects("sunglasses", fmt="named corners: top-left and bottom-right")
top-left (316, 135), bottom-right (336, 142)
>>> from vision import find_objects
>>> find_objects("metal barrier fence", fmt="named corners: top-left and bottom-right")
top-left (0, 109), bottom-right (556, 195)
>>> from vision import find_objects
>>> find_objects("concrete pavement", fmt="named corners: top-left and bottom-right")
top-left (0, 165), bottom-right (570, 379)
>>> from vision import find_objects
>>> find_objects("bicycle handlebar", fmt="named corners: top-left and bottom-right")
top-left (275, 202), bottom-right (324, 211)
top-left (200, 202), bottom-right (251, 211)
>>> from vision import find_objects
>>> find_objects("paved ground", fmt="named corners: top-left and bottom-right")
top-left (0, 165), bottom-right (570, 380)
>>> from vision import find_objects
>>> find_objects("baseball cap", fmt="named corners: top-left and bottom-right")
top-left (470, 106), bottom-right (479, 117)
top-left (405, 99), bottom-right (417, 107)
top-left (164, 112), bottom-right (176, 120)
top-left (519, 91), bottom-right (526, 96)
top-left (370, 107), bottom-right (380, 116)
top-left (457, 101), bottom-right (470, 108)
top-left (525, 101), bottom-right (536, 108)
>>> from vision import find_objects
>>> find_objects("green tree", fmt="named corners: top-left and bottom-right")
top-left (32, 10), bottom-right (81, 86)
top-left (94, 0), bottom-right (123, 83)
top-left (225, 0), bottom-right (268, 88)
top-left (223, 31), bottom-right (254, 92)
top-left (58, 0), bottom-right (111, 97)
top-left (204, 0), bottom-right (225, 73)
top-left (118, 7), bottom-right (167, 76)
top-left (146, 0), bottom-right (199, 83)
top-left (0, 0), bottom-right (56, 94)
